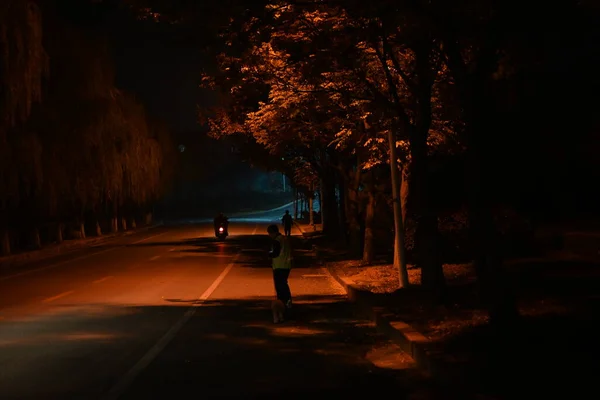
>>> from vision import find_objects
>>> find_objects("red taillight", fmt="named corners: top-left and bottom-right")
top-left (219, 227), bottom-right (224, 232)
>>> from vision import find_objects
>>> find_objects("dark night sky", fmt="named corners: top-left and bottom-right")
top-left (109, 16), bottom-right (207, 133)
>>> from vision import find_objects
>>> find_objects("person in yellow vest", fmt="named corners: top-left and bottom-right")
top-left (267, 224), bottom-right (293, 310)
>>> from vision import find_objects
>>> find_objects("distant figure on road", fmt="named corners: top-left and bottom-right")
top-left (267, 224), bottom-right (293, 314)
top-left (213, 212), bottom-right (229, 235)
top-left (281, 210), bottom-right (293, 237)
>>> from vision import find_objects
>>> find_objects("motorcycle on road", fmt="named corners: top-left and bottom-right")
top-left (215, 222), bottom-right (228, 241)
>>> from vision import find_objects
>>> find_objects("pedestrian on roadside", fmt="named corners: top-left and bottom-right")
top-left (267, 224), bottom-right (293, 310)
top-left (281, 210), bottom-right (293, 237)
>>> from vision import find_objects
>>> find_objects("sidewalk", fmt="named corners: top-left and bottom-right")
top-left (332, 259), bottom-right (598, 398)
top-left (0, 222), bottom-right (163, 269)
top-left (296, 224), bottom-right (598, 398)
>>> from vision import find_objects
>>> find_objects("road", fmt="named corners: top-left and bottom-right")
top-left (0, 217), bottom-right (454, 399)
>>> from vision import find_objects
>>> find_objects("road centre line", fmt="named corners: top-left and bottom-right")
top-left (42, 290), bottom-right (75, 303)
top-left (131, 232), bottom-right (167, 244)
top-left (149, 255), bottom-right (161, 261)
top-left (93, 276), bottom-right (113, 284)
top-left (0, 230), bottom-right (170, 283)
top-left (103, 256), bottom-right (240, 400)
top-left (177, 253), bottom-right (231, 258)
top-left (102, 230), bottom-right (255, 400)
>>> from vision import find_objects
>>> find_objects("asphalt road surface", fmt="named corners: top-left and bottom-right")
top-left (0, 217), bottom-right (462, 399)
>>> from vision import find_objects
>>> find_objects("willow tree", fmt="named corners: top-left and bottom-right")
top-left (113, 92), bottom-right (163, 229)
top-left (0, 0), bottom-right (47, 254)
top-left (36, 16), bottom-right (120, 238)
top-left (37, 10), bottom-right (167, 237)
top-left (0, 1), bottom-right (46, 128)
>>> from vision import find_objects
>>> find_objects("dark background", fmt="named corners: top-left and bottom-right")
top-left (105, 5), bottom-right (294, 218)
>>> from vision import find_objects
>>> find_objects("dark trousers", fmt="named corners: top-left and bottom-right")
top-left (284, 225), bottom-right (292, 236)
top-left (273, 268), bottom-right (292, 303)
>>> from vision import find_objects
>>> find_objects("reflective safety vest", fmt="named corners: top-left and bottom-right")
top-left (272, 234), bottom-right (292, 270)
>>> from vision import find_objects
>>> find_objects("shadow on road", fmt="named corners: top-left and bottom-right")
top-left (121, 295), bottom-right (468, 399)
top-left (0, 295), bottom-right (477, 399)
top-left (126, 234), bottom-right (321, 272)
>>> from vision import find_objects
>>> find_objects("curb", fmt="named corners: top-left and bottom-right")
top-left (0, 222), bottom-right (164, 269)
top-left (293, 220), bottom-right (309, 237)
top-left (293, 221), bottom-right (320, 238)
top-left (293, 220), bottom-right (305, 235)
top-left (302, 227), bottom-right (469, 390)
top-left (326, 264), bottom-right (456, 386)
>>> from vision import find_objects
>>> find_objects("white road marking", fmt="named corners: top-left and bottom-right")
top-left (102, 229), bottom-right (256, 400)
top-left (42, 290), bottom-right (75, 303)
top-left (0, 230), bottom-right (169, 282)
top-left (132, 232), bottom-right (168, 244)
top-left (149, 255), bottom-right (161, 261)
top-left (178, 253), bottom-right (231, 258)
top-left (93, 276), bottom-right (113, 284)
top-left (0, 247), bottom-right (117, 282)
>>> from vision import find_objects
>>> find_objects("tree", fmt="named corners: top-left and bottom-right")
top-left (250, 2), bottom-right (454, 294)
top-left (406, 0), bottom-right (597, 324)
top-left (198, 2), bottom-right (460, 297)
top-left (0, 0), bottom-right (47, 254)
top-left (0, 0), bottom-right (175, 254)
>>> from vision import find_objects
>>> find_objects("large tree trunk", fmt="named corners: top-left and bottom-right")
top-left (387, 129), bottom-right (409, 288)
top-left (372, 39), bottom-right (410, 288)
top-left (110, 217), bottom-right (118, 233)
top-left (308, 191), bottom-right (314, 226)
top-left (456, 59), bottom-right (520, 327)
top-left (31, 227), bottom-right (41, 249)
top-left (56, 222), bottom-right (64, 243)
top-left (363, 189), bottom-right (376, 264)
top-left (400, 166), bottom-right (409, 227)
top-left (409, 136), bottom-right (446, 302)
top-left (293, 187), bottom-right (299, 219)
top-left (337, 177), bottom-right (347, 243)
top-left (320, 165), bottom-right (340, 236)
top-left (78, 220), bottom-right (86, 239)
top-left (319, 185), bottom-right (324, 221)
top-left (466, 103), bottom-right (520, 328)
top-left (409, 45), bottom-right (447, 302)
top-left (344, 168), bottom-right (362, 256)
top-left (111, 202), bottom-right (119, 233)
top-left (0, 230), bottom-right (9, 256)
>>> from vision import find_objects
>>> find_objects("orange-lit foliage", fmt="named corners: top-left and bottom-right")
top-left (201, 1), bottom-right (461, 175)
